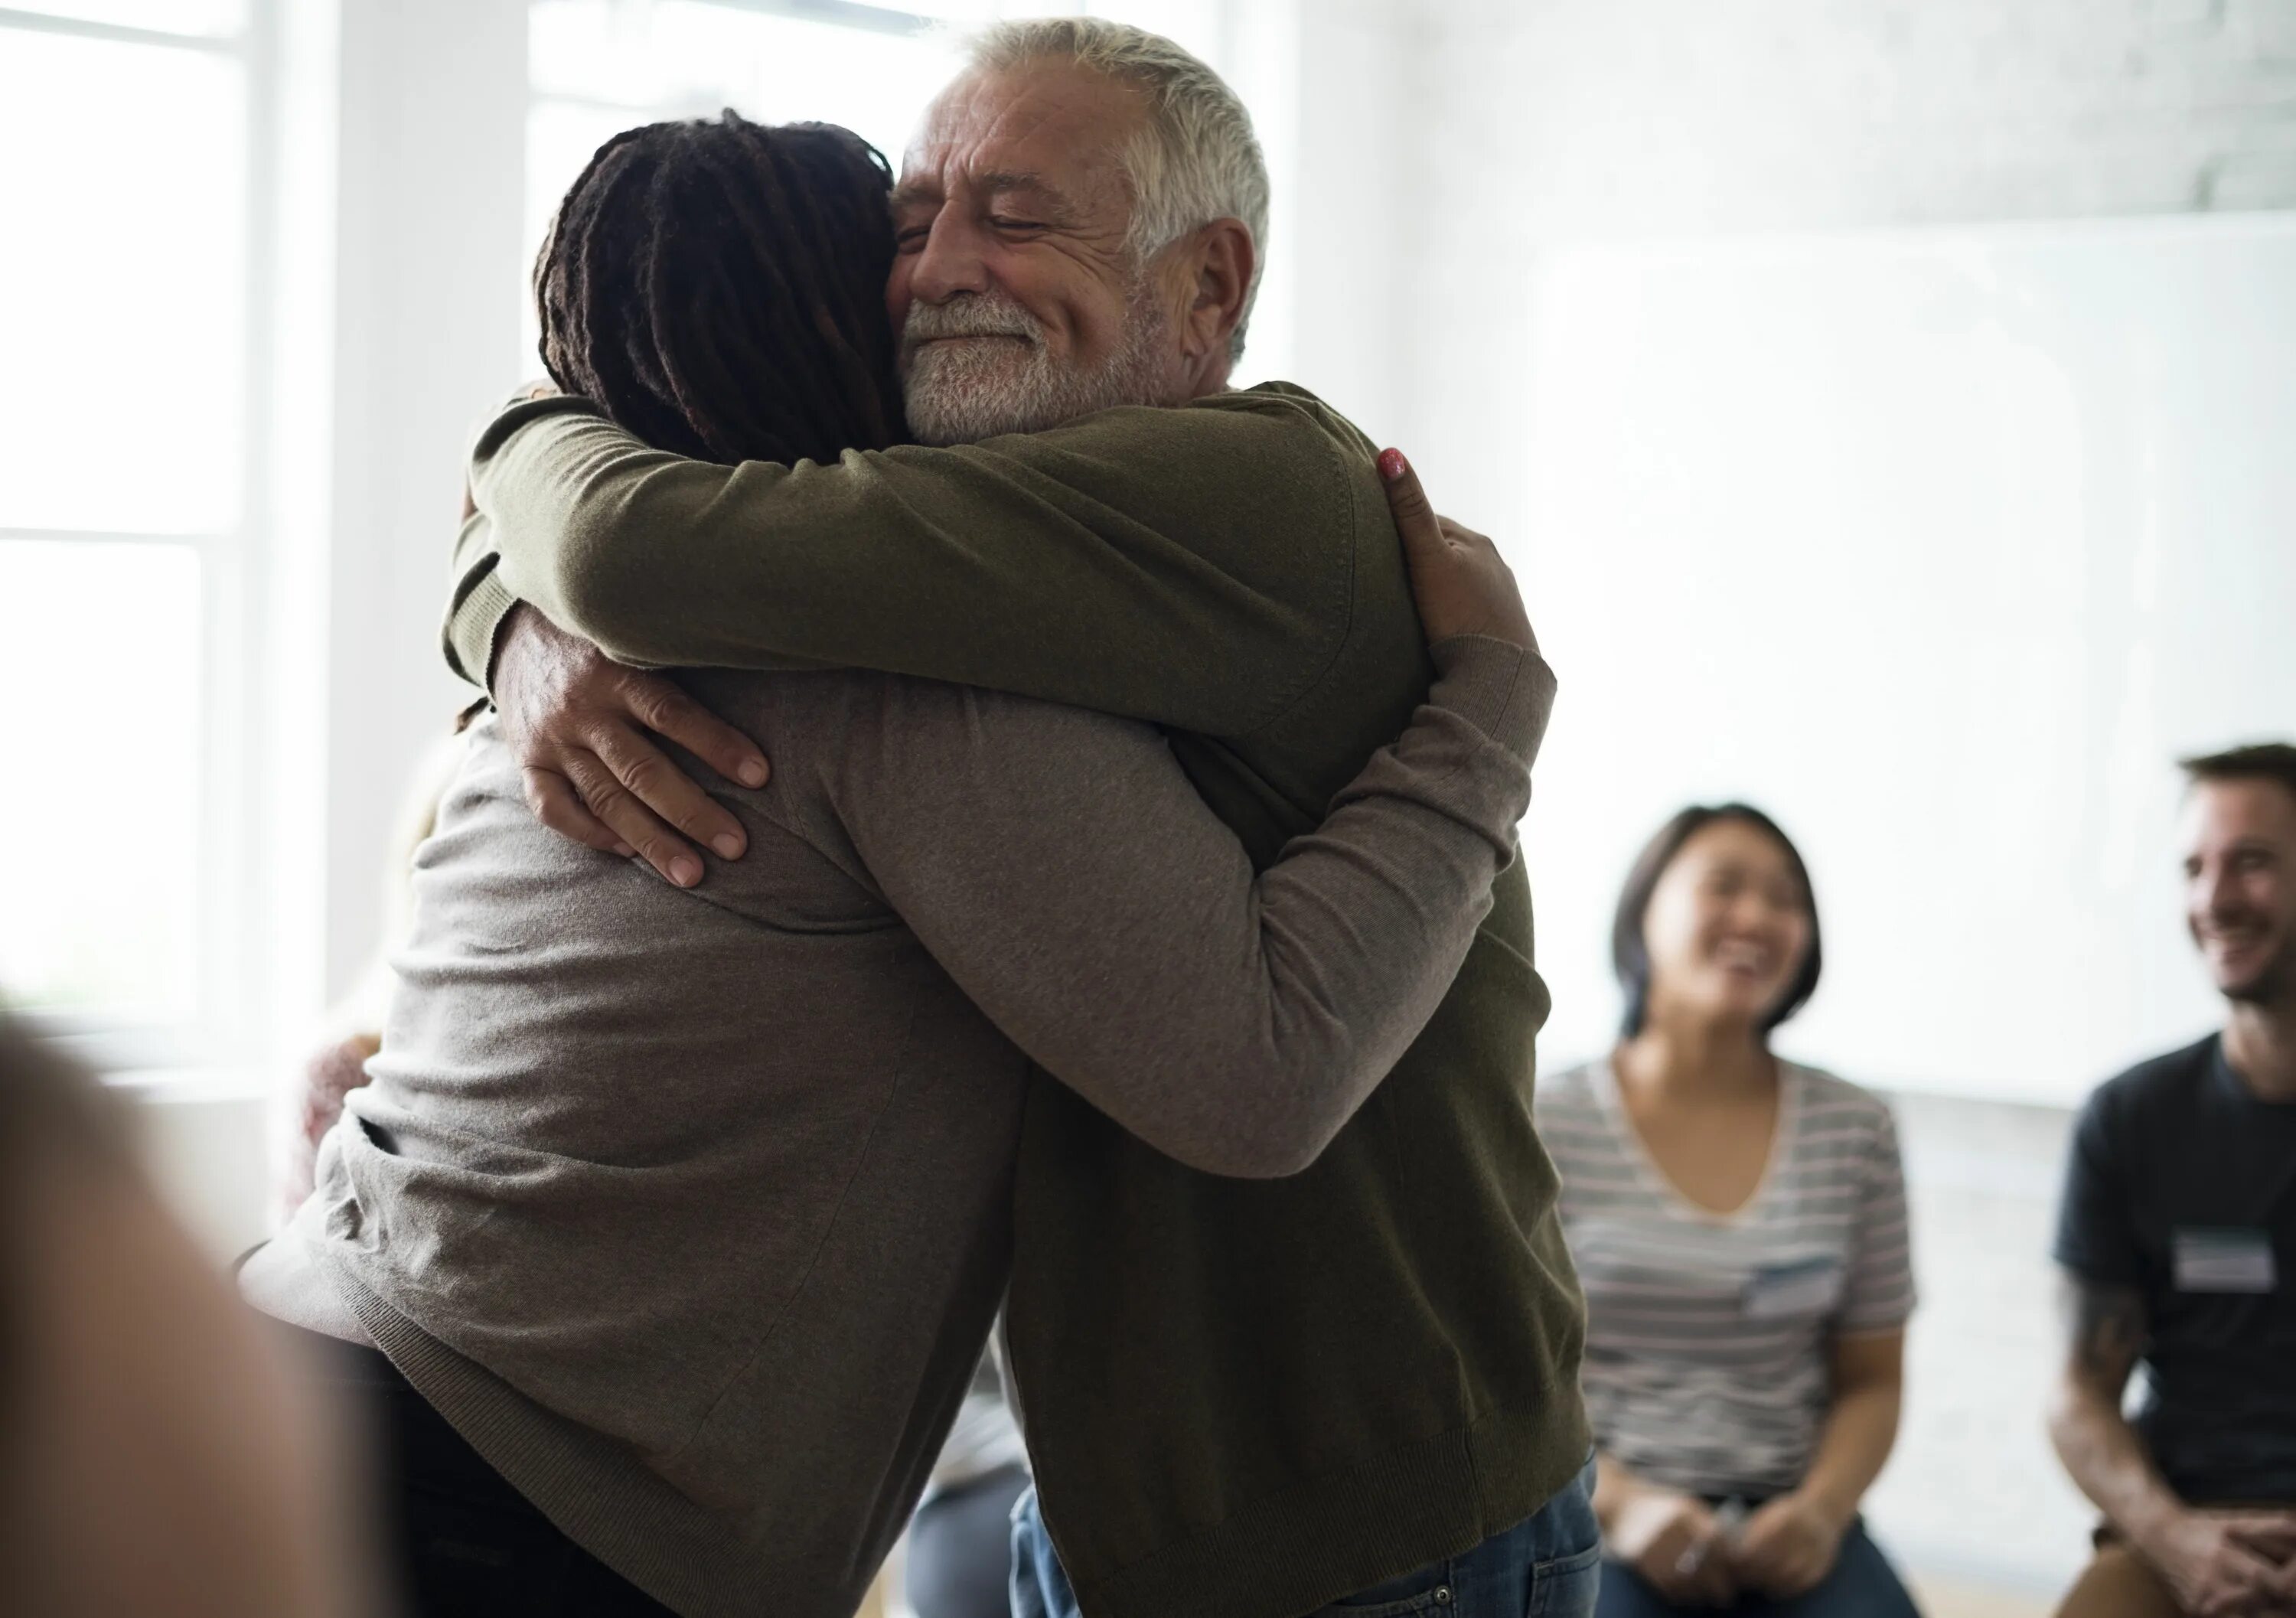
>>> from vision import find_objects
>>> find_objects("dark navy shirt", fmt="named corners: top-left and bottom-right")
top-left (2054, 1035), bottom-right (2296, 1505)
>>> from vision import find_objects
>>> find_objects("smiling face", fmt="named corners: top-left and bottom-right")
top-left (887, 60), bottom-right (1195, 445)
top-left (1641, 817), bottom-right (1817, 1033)
top-left (2182, 777), bottom-right (2296, 1006)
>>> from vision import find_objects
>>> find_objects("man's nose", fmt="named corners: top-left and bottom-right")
top-left (2198, 863), bottom-right (2247, 922)
top-left (908, 214), bottom-right (993, 305)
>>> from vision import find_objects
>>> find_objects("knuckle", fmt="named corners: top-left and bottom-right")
top-left (620, 752), bottom-right (674, 799)
top-left (631, 688), bottom-right (687, 733)
top-left (566, 761), bottom-right (622, 814)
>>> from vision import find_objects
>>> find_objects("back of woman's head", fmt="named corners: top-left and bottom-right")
top-left (535, 113), bottom-right (905, 467)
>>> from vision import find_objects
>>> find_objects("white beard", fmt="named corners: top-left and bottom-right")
top-left (900, 282), bottom-right (1176, 446)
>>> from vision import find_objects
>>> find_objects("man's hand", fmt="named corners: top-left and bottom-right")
top-left (1609, 1487), bottom-right (1738, 1606)
top-left (2141, 1511), bottom-right (2296, 1616)
top-left (2223, 1512), bottom-right (2296, 1564)
top-left (492, 603), bottom-right (770, 887)
top-left (1732, 1492), bottom-right (1848, 1598)
top-left (1376, 449), bottom-right (1534, 651)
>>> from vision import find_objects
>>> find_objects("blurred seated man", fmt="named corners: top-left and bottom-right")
top-left (2049, 743), bottom-right (2296, 1618)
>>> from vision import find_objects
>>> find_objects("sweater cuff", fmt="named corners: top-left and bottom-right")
top-left (445, 567), bottom-right (520, 694)
top-left (1427, 634), bottom-right (1559, 769)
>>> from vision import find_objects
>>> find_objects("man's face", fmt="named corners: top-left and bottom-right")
top-left (2180, 778), bottom-right (2296, 1006)
top-left (888, 60), bottom-right (1189, 445)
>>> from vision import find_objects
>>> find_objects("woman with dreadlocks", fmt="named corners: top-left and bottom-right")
top-left (241, 109), bottom-right (1555, 1618)
top-left (528, 114), bottom-right (905, 469)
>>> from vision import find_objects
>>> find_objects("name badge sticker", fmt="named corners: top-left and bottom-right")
top-left (1742, 1258), bottom-right (1844, 1320)
top-left (2172, 1228), bottom-right (2278, 1295)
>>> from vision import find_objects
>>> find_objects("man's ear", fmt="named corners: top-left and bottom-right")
top-left (1181, 218), bottom-right (1256, 373)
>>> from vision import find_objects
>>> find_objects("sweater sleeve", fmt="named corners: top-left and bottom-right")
top-left (451, 387), bottom-right (1365, 736)
top-left (820, 635), bottom-right (1556, 1179)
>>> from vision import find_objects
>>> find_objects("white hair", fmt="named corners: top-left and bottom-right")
top-left (964, 17), bottom-right (1270, 362)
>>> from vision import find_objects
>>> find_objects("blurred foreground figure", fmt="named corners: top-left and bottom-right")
top-left (1538, 805), bottom-right (1922, 1616)
top-left (0, 1013), bottom-right (369, 1618)
top-left (2050, 743), bottom-right (2296, 1618)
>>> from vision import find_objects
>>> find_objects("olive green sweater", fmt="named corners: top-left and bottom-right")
top-left (452, 382), bottom-right (1590, 1618)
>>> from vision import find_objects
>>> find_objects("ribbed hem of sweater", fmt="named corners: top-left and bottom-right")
top-left (1071, 1395), bottom-right (1594, 1618)
top-left (445, 565), bottom-right (518, 691)
top-left (324, 1261), bottom-right (857, 1618)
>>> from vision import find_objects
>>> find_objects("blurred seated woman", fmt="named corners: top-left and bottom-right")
top-left (1535, 805), bottom-right (1921, 1616)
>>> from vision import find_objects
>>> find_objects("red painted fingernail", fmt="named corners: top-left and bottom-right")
top-left (1377, 449), bottom-right (1408, 482)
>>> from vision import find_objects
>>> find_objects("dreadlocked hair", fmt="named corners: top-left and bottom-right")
top-left (534, 112), bottom-right (906, 467)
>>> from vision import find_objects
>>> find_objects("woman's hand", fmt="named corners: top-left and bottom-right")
top-left (1376, 449), bottom-right (1534, 651)
top-left (1609, 1486), bottom-right (1738, 1606)
top-left (1733, 1492), bottom-right (1848, 1597)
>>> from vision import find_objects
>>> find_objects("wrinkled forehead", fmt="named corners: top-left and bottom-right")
top-left (896, 62), bottom-right (1143, 213)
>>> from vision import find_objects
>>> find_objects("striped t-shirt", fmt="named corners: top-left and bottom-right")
top-left (1535, 1059), bottom-right (1916, 1500)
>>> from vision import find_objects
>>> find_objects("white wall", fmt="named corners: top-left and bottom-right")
top-left (319, 0), bottom-right (529, 999)
top-left (1382, 0), bottom-right (2296, 1101)
top-left (1516, 213), bottom-right (2296, 1101)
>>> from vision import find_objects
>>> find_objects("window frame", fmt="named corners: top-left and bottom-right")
top-left (0, 2), bottom-right (278, 1076)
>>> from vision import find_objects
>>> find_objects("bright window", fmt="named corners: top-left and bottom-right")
top-left (0, 5), bottom-right (260, 1058)
top-left (522, 1), bottom-right (982, 373)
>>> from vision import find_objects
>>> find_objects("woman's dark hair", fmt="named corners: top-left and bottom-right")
top-left (533, 112), bottom-right (905, 467)
top-left (1610, 803), bottom-right (1823, 1040)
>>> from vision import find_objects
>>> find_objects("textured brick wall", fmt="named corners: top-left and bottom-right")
top-left (1412, 0), bottom-right (2296, 238)
top-left (1872, 1092), bottom-right (2093, 1591)
top-left (1384, 0), bottom-right (2296, 529)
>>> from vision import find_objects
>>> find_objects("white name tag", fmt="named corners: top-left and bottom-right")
top-left (2173, 1228), bottom-right (2278, 1294)
top-left (1743, 1258), bottom-right (1844, 1320)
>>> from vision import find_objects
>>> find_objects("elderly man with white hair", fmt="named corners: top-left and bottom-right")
top-left (376, 18), bottom-right (1596, 1618)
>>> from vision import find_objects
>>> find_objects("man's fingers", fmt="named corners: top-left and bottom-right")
top-left (619, 671), bottom-right (770, 791)
top-left (561, 752), bottom-right (705, 889)
top-left (2249, 1548), bottom-right (2296, 1603)
top-left (522, 767), bottom-right (634, 859)
top-left (1375, 448), bottom-right (1443, 553)
top-left (588, 716), bottom-right (749, 861)
top-left (2224, 1514), bottom-right (2296, 1555)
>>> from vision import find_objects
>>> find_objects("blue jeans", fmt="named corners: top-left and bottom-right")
top-left (1012, 1458), bottom-right (1601, 1618)
top-left (909, 1464), bottom-right (1033, 1618)
top-left (1593, 1521), bottom-right (1919, 1618)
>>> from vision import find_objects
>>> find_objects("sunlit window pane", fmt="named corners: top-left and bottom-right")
top-left (530, 2), bottom-right (957, 158)
top-left (0, 31), bottom-right (245, 533)
top-left (524, 4), bottom-right (968, 374)
top-left (0, 543), bottom-right (201, 1024)
top-left (8, 0), bottom-right (246, 35)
